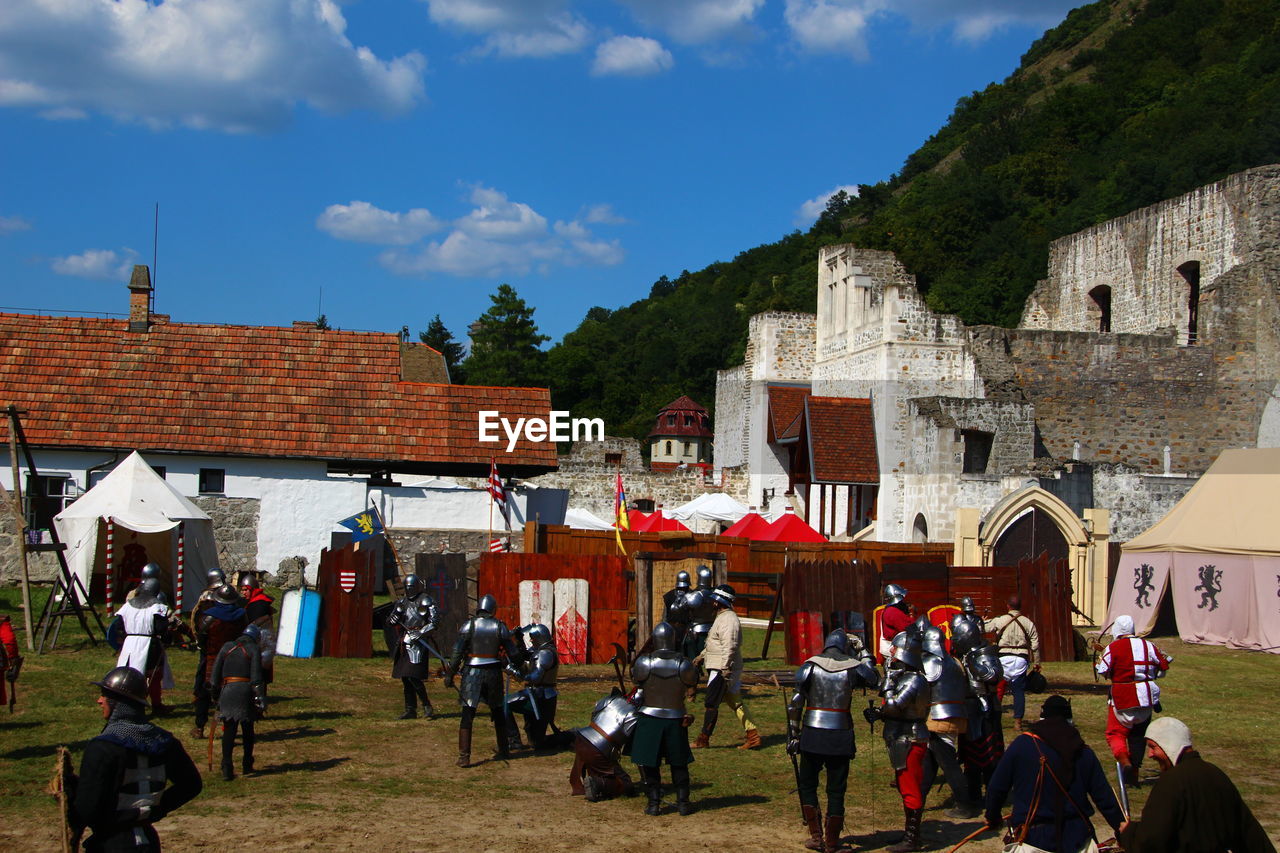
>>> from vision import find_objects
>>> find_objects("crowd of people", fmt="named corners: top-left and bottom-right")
top-left (45, 568), bottom-right (1277, 852)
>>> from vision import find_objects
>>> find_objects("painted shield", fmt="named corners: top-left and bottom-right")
top-left (339, 569), bottom-right (357, 593)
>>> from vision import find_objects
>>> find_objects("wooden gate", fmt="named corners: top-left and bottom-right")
top-left (316, 542), bottom-right (376, 658)
top-left (633, 552), bottom-right (727, 651)
top-left (478, 552), bottom-right (628, 664)
top-left (414, 553), bottom-right (469, 649)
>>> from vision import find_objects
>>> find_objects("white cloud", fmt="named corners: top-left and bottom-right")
top-left (0, 0), bottom-right (426, 133)
top-left (796, 184), bottom-right (859, 225)
top-left (316, 201), bottom-right (444, 246)
top-left (354, 185), bottom-right (623, 278)
top-left (592, 36), bottom-right (674, 77)
top-left (0, 215), bottom-right (31, 235)
top-left (51, 248), bottom-right (139, 280)
top-left (581, 203), bottom-right (627, 225)
top-left (784, 0), bottom-right (875, 59)
top-left (618, 0), bottom-right (764, 44)
top-left (425, 0), bottom-right (591, 57)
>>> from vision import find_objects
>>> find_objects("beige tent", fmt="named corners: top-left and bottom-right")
top-left (1107, 448), bottom-right (1280, 652)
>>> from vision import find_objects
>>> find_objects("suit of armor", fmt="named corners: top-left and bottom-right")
top-left (388, 591), bottom-right (439, 719)
top-left (449, 597), bottom-right (518, 767)
top-left (662, 587), bottom-right (693, 646)
top-left (873, 631), bottom-right (933, 852)
top-left (631, 623), bottom-right (699, 816)
top-left (210, 633), bottom-right (264, 780)
top-left (571, 690), bottom-right (639, 801)
top-left (505, 625), bottom-right (560, 749)
top-left (922, 628), bottom-right (981, 819)
top-left (788, 631), bottom-right (878, 850)
top-left (957, 642), bottom-right (1005, 807)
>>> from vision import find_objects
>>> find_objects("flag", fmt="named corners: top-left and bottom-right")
top-left (338, 507), bottom-right (384, 543)
top-left (613, 471), bottom-right (628, 556)
top-left (489, 538), bottom-right (508, 553)
top-left (487, 459), bottom-right (509, 528)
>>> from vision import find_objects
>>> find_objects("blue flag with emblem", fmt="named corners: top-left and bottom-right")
top-left (338, 507), bottom-right (384, 543)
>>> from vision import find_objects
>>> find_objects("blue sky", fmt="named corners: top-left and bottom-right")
top-left (0, 0), bottom-right (1080, 345)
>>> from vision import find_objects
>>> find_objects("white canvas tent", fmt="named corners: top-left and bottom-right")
top-left (1106, 448), bottom-right (1280, 653)
top-left (54, 451), bottom-right (217, 613)
top-left (668, 493), bottom-right (751, 533)
top-left (564, 507), bottom-right (614, 530)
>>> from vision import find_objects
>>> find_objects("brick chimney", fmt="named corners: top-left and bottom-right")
top-left (128, 265), bottom-right (152, 332)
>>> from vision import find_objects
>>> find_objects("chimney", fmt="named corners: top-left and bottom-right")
top-left (128, 265), bottom-right (152, 332)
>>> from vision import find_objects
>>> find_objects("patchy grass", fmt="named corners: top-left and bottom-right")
top-left (2, 585), bottom-right (1277, 851)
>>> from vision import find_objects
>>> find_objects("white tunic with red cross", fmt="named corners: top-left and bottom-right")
top-left (1096, 635), bottom-right (1170, 710)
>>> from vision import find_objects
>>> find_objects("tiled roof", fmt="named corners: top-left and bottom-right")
top-left (805, 396), bottom-right (878, 484)
top-left (0, 313), bottom-right (557, 476)
top-left (658, 395), bottom-right (707, 414)
top-left (647, 394), bottom-right (712, 439)
top-left (767, 385), bottom-right (810, 442)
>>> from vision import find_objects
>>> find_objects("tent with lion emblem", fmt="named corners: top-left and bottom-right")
top-left (1106, 447), bottom-right (1280, 653)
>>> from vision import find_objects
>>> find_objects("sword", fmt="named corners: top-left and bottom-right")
top-left (772, 674), bottom-right (805, 823)
top-left (521, 687), bottom-right (541, 721)
top-left (1114, 760), bottom-right (1131, 820)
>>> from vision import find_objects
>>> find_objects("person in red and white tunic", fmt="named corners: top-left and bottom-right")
top-left (1095, 614), bottom-right (1172, 785)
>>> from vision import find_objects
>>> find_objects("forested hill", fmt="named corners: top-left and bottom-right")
top-left (544, 0), bottom-right (1280, 441)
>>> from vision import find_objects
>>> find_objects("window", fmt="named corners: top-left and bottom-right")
top-left (24, 474), bottom-right (70, 532)
top-left (683, 441), bottom-right (691, 456)
top-left (912, 513), bottom-right (929, 543)
top-left (667, 414), bottom-right (676, 426)
top-left (961, 430), bottom-right (994, 474)
top-left (665, 441), bottom-right (672, 456)
top-left (199, 468), bottom-right (225, 494)
top-left (684, 415), bottom-right (693, 426)
top-left (1088, 285), bottom-right (1112, 333)
top-left (1178, 261), bottom-right (1201, 345)
top-left (604, 452), bottom-right (622, 465)
top-left (633, 498), bottom-right (655, 513)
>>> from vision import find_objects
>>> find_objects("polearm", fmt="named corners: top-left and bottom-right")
top-left (866, 698), bottom-right (877, 830)
top-left (609, 642), bottom-right (628, 693)
top-left (772, 674), bottom-right (805, 823)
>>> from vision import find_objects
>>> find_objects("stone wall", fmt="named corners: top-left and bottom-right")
top-left (191, 496), bottom-right (259, 575)
top-left (1093, 467), bottom-right (1197, 541)
top-left (1021, 164), bottom-right (1280, 340)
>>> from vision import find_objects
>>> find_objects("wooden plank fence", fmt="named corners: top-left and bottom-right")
top-left (316, 541), bottom-right (376, 658)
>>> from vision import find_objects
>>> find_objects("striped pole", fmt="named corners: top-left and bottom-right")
top-left (104, 517), bottom-right (115, 615)
top-left (175, 522), bottom-right (185, 611)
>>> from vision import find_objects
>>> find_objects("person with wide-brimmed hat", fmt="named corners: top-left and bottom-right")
top-left (71, 666), bottom-right (202, 850)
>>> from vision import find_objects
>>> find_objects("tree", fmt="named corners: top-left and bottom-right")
top-left (419, 314), bottom-right (467, 383)
top-left (315, 314), bottom-right (331, 330)
top-left (462, 283), bottom-right (550, 387)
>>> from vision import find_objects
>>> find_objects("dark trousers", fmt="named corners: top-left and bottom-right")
top-left (221, 719), bottom-right (255, 769)
top-left (192, 655), bottom-right (210, 728)
top-left (460, 705), bottom-right (508, 754)
top-left (402, 677), bottom-right (430, 710)
top-left (798, 752), bottom-right (851, 816)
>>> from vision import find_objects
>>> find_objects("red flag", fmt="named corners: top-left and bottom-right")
top-left (487, 459), bottom-right (507, 523)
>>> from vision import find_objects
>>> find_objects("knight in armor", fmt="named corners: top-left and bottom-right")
top-left (238, 574), bottom-right (276, 696)
top-left (504, 623), bottom-right (561, 751)
top-left (115, 578), bottom-right (175, 715)
top-left (788, 628), bottom-right (879, 853)
top-left (661, 570), bottom-right (695, 647)
top-left (921, 623), bottom-right (983, 819)
top-left (865, 629), bottom-right (933, 853)
top-left (387, 574), bottom-right (440, 720)
top-left (692, 584), bottom-right (760, 749)
top-left (189, 584), bottom-right (246, 740)
top-left (631, 621), bottom-right (699, 816)
top-left (72, 666), bottom-right (202, 851)
top-left (950, 611), bottom-right (1005, 807)
top-left (681, 565), bottom-right (716, 663)
top-left (879, 584), bottom-right (914, 662)
top-left (569, 688), bottom-right (639, 801)
top-left (1095, 614), bottom-right (1172, 786)
top-left (448, 593), bottom-right (519, 767)
top-left (210, 623), bottom-right (265, 781)
top-left (126, 563), bottom-right (168, 605)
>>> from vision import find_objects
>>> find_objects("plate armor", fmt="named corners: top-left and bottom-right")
top-left (880, 667), bottom-right (930, 769)
top-left (580, 691), bottom-right (639, 754)
top-left (458, 614), bottom-right (511, 666)
top-left (632, 652), bottom-right (697, 719)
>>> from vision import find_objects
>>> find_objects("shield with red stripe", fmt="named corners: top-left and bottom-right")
top-left (339, 569), bottom-right (357, 593)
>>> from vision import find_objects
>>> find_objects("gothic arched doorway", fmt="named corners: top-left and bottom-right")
top-left (992, 506), bottom-right (1070, 568)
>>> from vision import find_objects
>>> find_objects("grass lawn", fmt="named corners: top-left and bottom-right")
top-left (2, 585), bottom-right (1277, 851)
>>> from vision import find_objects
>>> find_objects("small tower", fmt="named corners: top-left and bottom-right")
top-left (647, 395), bottom-right (712, 470)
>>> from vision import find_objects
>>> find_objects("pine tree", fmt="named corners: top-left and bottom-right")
top-left (462, 284), bottom-right (549, 387)
top-left (419, 314), bottom-right (467, 383)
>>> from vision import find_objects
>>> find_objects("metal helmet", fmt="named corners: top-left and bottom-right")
top-left (140, 577), bottom-right (161, 595)
top-left (477, 594), bottom-right (497, 615)
top-left (651, 621), bottom-right (677, 652)
top-left (242, 624), bottom-right (262, 643)
top-left (889, 631), bottom-right (922, 671)
top-left (674, 570), bottom-right (691, 590)
top-left (212, 583), bottom-right (240, 606)
top-left (207, 567), bottom-right (226, 586)
top-left (695, 565), bottom-right (713, 590)
top-left (710, 584), bottom-right (736, 608)
top-left (908, 614), bottom-right (931, 640)
top-left (921, 624), bottom-right (947, 658)
top-left (141, 562), bottom-right (162, 580)
top-left (959, 595), bottom-right (976, 615)
top-left (823, 628), bottom-right (850, 654)
top-left (949, 614), bottom-right (983, 655)
top-left (527, 623), bottom-right (552, 648)
top-left (93, 666), bottom-right (148, 706)
top-left (883, 583), bottom-right (907, 605)
top-left (404, 574), bottom-right (424, 598)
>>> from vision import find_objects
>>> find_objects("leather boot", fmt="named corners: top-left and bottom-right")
top-left (739, 728), bottom-right (762, 750)
top-left (824, 815), bottom-right (850, 853)
top-left (887, 806), bottom-right (924, 852)
top-left (398, 704), bottom-right (417, 720)
top-left (457, 728), bottom-right (472, 768)
top-left (645, 784), bottom-right (662, 816)
top-left (421, 702), bottom-right (435, 721)
top-left (801, 804), bottom-right (824, 851)
top-left (221, 760), bottom-right (234, 782)
top-left (692, 732), bottom-right (711, 749)
top-left (675, 783), bottom-right (693, 816)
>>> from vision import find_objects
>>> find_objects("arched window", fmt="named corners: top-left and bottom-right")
top-left (912, 513), bottom-right (928, 543)
top-left (1088, 285), bottom-right (1112, 333)
top-left (1177, 261), bottom-right (1201, 345)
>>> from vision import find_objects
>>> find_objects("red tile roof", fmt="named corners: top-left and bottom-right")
top-left (0, 313), bottom-right (557, 476)
top-left (804, 396), bottom-right (878, 484)
top-left (767, 385), bottom-right (809, 442)
top-left (647, 394), bottom-right (712, 439)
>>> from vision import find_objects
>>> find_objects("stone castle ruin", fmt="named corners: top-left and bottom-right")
top-left (715, 164), bottom-right (1280, 624)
